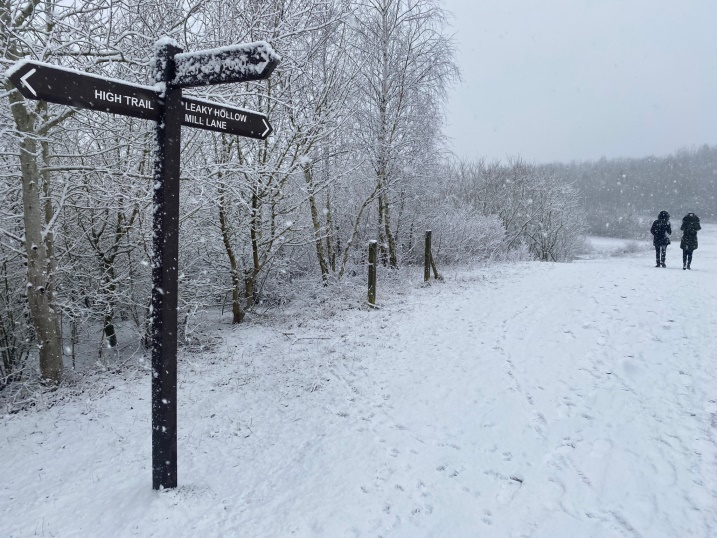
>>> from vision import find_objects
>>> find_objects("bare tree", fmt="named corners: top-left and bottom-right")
top-left (350, 0), bottom-right (458, 268)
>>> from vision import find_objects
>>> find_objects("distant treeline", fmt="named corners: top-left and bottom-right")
top-left (540, 144), bottom-right (717, 237)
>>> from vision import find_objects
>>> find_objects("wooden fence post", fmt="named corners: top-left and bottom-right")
top-left (368, 240), bottom-right (377, 306)
top-left (431, 252), bottom-right (440, 280)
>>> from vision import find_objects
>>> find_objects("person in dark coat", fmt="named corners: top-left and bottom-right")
top-left (680, 212), bottom-right (701, 270)
top-left (650, 210), bottom-right (671, 267)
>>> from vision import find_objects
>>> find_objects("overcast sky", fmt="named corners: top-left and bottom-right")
top-left (441, 0), bottom-right (717, 164)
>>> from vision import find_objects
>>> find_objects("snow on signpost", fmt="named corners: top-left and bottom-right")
top-left (172, 41), bottom-right (280, 88)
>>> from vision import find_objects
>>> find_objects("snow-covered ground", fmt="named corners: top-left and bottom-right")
top-left (582, 235), bottom-right (650, 258)
top-left (3, 227), bottom-right (716, 537)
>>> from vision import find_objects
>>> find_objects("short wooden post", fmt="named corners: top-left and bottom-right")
top-left (424, 230), bottom-right (432, 282)
top-left (368, 240), bottom-right (377, 306)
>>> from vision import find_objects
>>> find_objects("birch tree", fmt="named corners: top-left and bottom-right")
top-left (2, 0), bottom-right (79, 383)
top-left (350, 0), bottom-right (457, 268)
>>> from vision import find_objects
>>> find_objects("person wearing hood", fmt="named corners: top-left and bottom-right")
top-left (680, 212), bottom-right (701, 270)
top-left (650, 210), bottom-right (671, 267)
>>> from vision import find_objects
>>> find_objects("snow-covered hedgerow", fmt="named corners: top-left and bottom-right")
top-left (440, 159), bottom-right (589, 262)
top-left (405, 204), bottom-right (507, 266)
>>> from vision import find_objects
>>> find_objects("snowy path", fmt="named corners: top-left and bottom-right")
top-left (3, 228), bottom-right (717, 537)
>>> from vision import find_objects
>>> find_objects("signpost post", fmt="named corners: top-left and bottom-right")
top-left (6, 38), bottom-right (280, 490)
top-left (151, 40), bottom-right (183, 491)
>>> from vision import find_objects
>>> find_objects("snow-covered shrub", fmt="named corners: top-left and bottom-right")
top-left (408, 205), bottom-right (506, 265)
top-left (442, 159), bottom-right (589, 262)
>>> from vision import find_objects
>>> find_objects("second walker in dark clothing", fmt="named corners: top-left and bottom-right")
top-left (680, 213), bottom-right (701, 270)
top-left (650, 211), bottom-right (671, 267)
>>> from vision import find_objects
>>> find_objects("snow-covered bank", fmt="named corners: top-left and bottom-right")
top-left (3, 228), bottom-right (717, 537)
top-left (581, 235), bottom-right (651, 259)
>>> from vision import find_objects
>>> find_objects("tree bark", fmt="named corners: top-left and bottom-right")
top-left (303, 164), bottom-right (330, 284)
top-left (247, 190), bottom-right (262, 310)
top-left (8, 91), bottom-right (63, 384)
top-left (377, 185), bottom-right (387, 265)
top-left (381, 191), bottom-right (398, 269)
top-left (218, 181), bottom-right (245, 323)
top-left (325, 190), bottom-right (336, 272)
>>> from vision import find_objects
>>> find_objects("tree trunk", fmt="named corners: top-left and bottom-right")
top-left (8, 92), bottom-right (63, 384)
top-left (325, 190), bottom-right (336, 272)
top-left (247, 191), bottom-right (262, 310)
top-left (377, 186), bottom-right (388, 265)
top-left (381, 191), bottom-right (398, 269)
top-left (244, 274), bottom-right (256, 311)
top-left (218, 182), bottom-right (245, 323)
top-left (102, 261), bottom-right (118, 348)
top-left (303, 165), bottom-right (330, 284)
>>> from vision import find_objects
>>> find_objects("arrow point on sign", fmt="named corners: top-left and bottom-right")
top-left (262, 118), bottom-right (271, 138)
top-left (20, 68), bottom-right (37, 97)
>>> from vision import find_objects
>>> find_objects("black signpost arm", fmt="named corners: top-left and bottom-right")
top-left (151, 41), bottom-right (183, 490)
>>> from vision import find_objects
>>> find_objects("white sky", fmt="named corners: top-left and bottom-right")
top-left (441, 0), bottom-right (717, 164)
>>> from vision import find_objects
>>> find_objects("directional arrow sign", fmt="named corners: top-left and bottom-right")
top-left (182, 97), bottom-right (272, 139)
top-left (6, 60), bottom-right (273, 139)
top-left (6, 60), bottom-right (161, 121)
top-left (172, 41), bottom-right (280, 88)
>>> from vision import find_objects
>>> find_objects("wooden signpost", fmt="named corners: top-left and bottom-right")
top-left (6, 38), bottom-right (280, 490)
